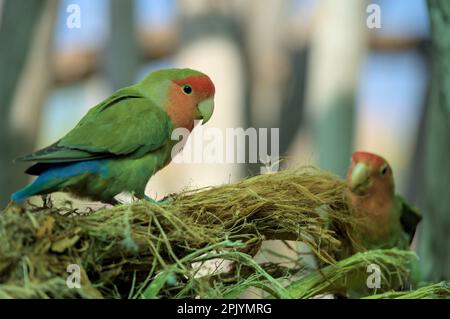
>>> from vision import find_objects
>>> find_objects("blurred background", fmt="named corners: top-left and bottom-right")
top-left (0, 0), bottom-right (448, 284)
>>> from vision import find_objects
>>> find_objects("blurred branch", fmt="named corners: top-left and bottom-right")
top-left (369, 35), bottom-right (430, 51)
top-left (53, 50), bottom-right (98, 85)
top-left (137, 27), bottom-right (178, 60)
top-left (50, 8), bottom-right (427, 85)
top-left (53, 27), bottom-right (178, 86)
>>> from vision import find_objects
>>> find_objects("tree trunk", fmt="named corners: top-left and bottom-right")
top-left (105, 0), bottom-right (138, 90)
top-left (419, 0), bottom-right (450, 281)
top-left (0, 0), bottom-right (57, 208)
top-left (306, 0), bottom-right (368, 177)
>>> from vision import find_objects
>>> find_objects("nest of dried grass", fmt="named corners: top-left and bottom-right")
top-left (0, 167), bottom-right (445, 299)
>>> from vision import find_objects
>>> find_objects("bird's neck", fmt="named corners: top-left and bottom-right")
top-left (348, 189), bottom-right (396, 245)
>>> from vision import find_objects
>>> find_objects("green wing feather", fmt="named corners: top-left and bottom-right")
top-left (397, 195), bottom-right (422, 244)
top-left (18, 87), bottom-right (173, 163)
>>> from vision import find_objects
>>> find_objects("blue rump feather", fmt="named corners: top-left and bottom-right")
top-left (11, 160), bottom-right (108, 202)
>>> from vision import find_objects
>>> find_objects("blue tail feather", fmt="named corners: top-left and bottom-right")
top-left (11, 175), bottom-right (58, 203)
top-left (11, 186), bottom-right (34, 203)
top-left (11, 160), bottom-right (107, 202)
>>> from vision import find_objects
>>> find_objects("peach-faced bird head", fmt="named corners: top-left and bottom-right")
top-left (346, 151), bottom-right (394, 198)
top-left (140, 68), bottom-right (215, 130)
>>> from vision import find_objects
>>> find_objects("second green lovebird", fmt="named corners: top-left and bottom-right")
top-left (11, 68), bottom-right (215, 204)
top-left (345, 151), bottom-right (422, 251)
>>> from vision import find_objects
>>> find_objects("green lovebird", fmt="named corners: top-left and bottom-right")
top-left (345, 151), bottom-right (422, 250)
top-left (342, 151), bottom-right (422, 296)
top-left (12, 68), bottom-right (215, 204)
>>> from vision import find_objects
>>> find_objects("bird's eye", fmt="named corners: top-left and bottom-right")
top-left (380, 165), bottom-right (388, 176)
top-left (182, 85), bottom-right (193, 95)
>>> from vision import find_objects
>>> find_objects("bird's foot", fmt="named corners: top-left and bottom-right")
top-left (144, 195), bottom-right (174, 205)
